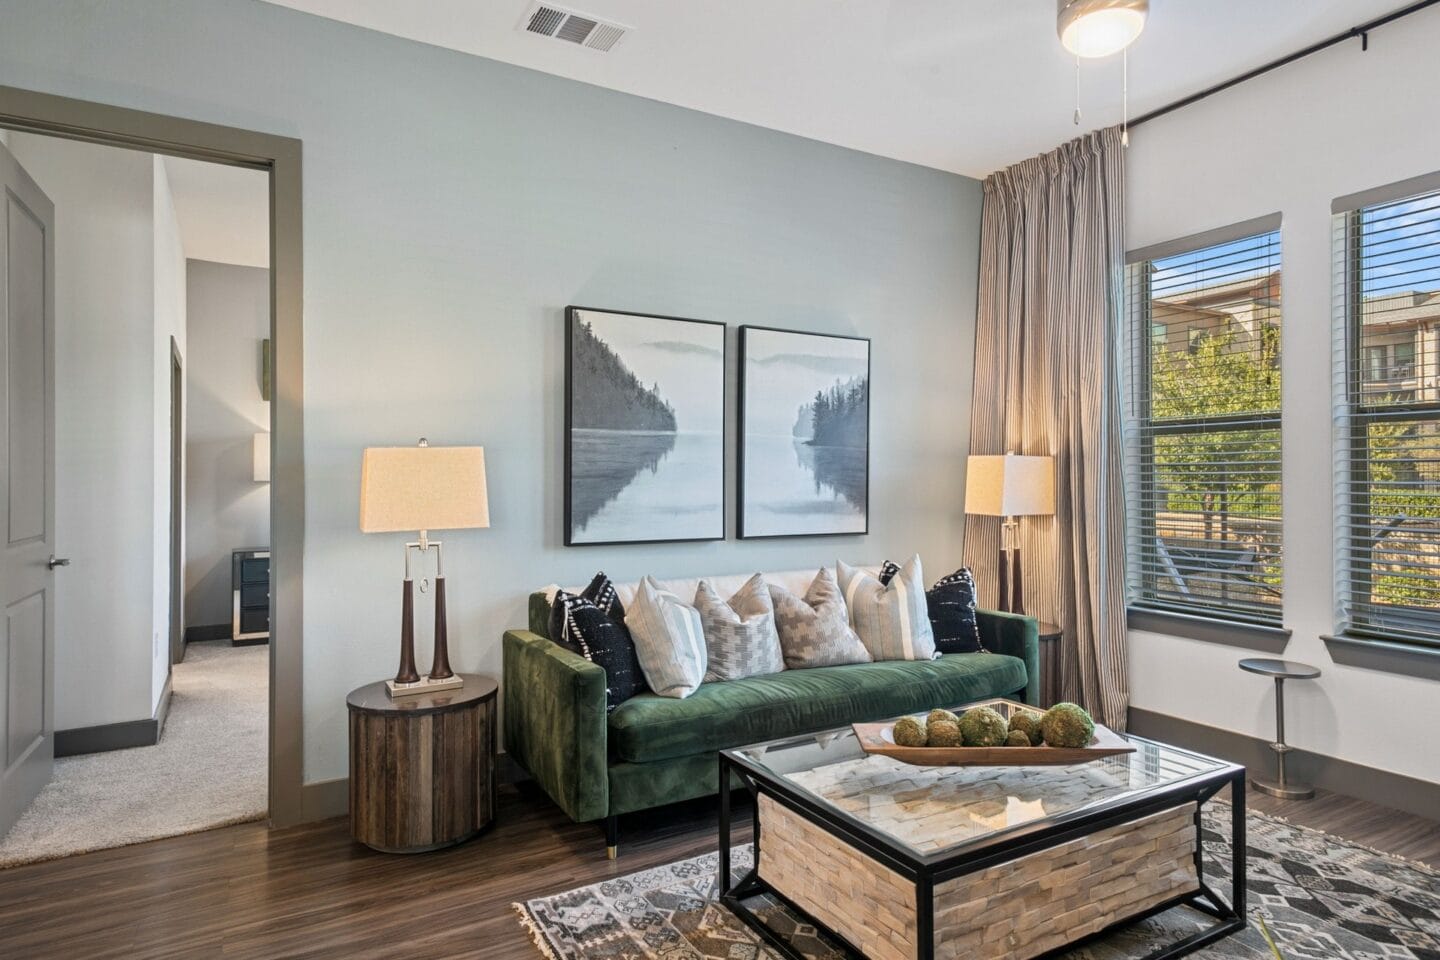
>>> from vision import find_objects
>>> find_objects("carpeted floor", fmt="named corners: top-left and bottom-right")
top-left (0, 640), bottom-right (268, 868)
top-left (515, 803), bottom-right (1440, 959)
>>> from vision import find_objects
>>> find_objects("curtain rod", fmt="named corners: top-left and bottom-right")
top-left (1129, 0), bottom-right (1440, 130)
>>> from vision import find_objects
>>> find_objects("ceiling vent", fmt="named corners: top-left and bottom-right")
top-left (520, 3), bottom-right (629, 52)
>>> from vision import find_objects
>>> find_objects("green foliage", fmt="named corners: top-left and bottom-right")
top-left (892, 716), bottom-right (927, 747)
top-left (926, 719), bottom-right (963, 748)
top-left (1007, 710), bottom-right (1044, 746)
top-left (957, 706), bottom-right (1009, 747)
top-left (1040, 702), bottom-right (1095, 748)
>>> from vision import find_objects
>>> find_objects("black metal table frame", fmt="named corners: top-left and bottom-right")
top-left (718, 735), bottom-right (1246, 960)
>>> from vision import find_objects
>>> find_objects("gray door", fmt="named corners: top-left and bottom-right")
top-left (0, 140), bottom-right (56, 838)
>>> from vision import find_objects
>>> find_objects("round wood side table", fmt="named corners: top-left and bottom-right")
top-left (1036, 621), bottom-right (1063, 708)
top-left (347, 674), bottom-right (498, 853)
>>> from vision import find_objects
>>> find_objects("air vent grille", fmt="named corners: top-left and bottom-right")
top-left (519, 3), bottom-right (629, 52)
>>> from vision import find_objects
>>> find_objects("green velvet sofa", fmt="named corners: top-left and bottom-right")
top-left (504, 584), bottom-right (1040, 857)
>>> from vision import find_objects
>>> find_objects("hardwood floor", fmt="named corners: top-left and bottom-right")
top-left (0, 779), bottom-right (1434, 960)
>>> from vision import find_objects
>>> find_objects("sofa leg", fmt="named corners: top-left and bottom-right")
top-left (604, 815), bottom-right (618, 860)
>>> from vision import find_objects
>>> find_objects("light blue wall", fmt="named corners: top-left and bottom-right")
top-left (0, 0), bottom-right (983, 784)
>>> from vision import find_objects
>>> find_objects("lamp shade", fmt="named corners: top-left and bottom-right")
top-left (1058, 0), bottom-right (1147, 59)
top-left (253, 432), bottom-right (270, 483)
top-left (359, 445), bottom-right (490, 533)
top-left (965, 454), bottom-right (1055, 517)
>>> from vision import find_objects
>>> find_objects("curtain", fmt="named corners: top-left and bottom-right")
top-left (963, 126), bottom-right (1129, 728)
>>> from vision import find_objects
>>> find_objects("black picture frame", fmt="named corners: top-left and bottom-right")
top-left (737, 325), bottom-right (871, 540)
top-left (564, 305), bottom-right (727, 547)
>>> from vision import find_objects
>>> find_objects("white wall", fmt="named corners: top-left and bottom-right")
top-left (152, 156), bottom-right (186, 711)
top-left (0, 0), bottom-right (985, 785)
top-left (6, 134), bottom-right (159, 731)
top-left (1126, 15), bottom-right (1440, 785)
top-left (184, 260), bottom-right (271, 629)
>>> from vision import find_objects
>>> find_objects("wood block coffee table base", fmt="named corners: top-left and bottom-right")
top-left (757, 797), bottom-right (1199, 960)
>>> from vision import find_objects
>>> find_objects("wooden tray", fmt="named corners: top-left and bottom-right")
top-left (851, 719), bottom-right (1136, 767)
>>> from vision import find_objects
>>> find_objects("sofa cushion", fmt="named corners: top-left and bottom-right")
top-left (840, 555), bottom-right (936, 661)
top-left (771, 567), bottom-right (871, 669)
top-left (696, 575), bottom-right (784, 682)
top-left (626, 576), bottom-right (708, 699)
top-left (607, 652), bottom-right (1028, 764)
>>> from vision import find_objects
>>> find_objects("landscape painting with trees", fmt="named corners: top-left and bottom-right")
top-left (739, 326), bottom-right (870, 538)
top-left (565, 308), bottom-right (725, 545)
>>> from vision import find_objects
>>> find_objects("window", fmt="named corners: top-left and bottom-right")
top-left (1335, 185), bottom-right (1440, 648)
top-left (1124, 220), bottom-right (1283, 625)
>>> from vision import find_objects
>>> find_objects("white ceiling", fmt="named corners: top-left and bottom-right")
top-left (261, 0), bottom-right (1409, 177)
top-left (162, 155), bottom-right (269, 268)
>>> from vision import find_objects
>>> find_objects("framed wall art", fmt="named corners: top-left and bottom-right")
top-left (738, 325), bottom-right (870, 539)
top-left (565, 306), bottom-right (726, 546)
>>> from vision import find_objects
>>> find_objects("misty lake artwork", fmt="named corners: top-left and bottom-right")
top-left (739, 326), bottom-right (870, 538)
top-left (565, 308), bottom-right (726, 545)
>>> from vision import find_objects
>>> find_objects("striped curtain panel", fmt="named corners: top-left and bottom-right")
top-left (963, 127), bottom-right (1129, 729)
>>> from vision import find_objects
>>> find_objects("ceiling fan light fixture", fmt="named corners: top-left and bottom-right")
top-left (1058, 0), bottom-right (1148, 58)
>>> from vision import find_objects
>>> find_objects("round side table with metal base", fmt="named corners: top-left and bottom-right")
top-left (1239, 658), bottom-right (1321, 801)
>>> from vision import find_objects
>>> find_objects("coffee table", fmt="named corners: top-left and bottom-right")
top-left (718, 699), bottom-right (1246, 960)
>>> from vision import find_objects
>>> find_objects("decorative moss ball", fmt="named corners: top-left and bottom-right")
top-left (892, 716), bottom-right (928, 747)
top-left (926, 708), bottom-right (959, 728)
top-left (1008, 710), bottom-right (1044, 746)
top-left (957, 706), bottom-right (1010, 747)
top-left (927, 719), bottom-right (964, 747)
top-left (1040, 702), bottom-right (1095, 748)
top-left (1005, 730), bottom-right (1032, 747)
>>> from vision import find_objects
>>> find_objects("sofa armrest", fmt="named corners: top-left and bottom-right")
top-left (976, 610), bottom-right (1040, 706)
top-left (502, 629), bottom-right (609, 823)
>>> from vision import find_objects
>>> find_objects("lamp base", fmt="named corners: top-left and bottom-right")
top-left (386, 675), bottom-right (465, 699)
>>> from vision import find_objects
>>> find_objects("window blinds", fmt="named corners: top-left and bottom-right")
top-left (1334, 187), bottom-right (1440, 648)
top-left (1125, 225), bottom-right (1283, 625)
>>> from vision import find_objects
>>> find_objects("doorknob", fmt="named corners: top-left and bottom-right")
top-left (47, 556), bottom-right (70, 570)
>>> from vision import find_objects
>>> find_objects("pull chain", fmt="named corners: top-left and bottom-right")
top-left (1073, 54), bottom-right (1082, 125)
top-left (1121, 48), bottom-right (1130, 146)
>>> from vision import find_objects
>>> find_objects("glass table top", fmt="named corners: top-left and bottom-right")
top-left (730, 699), bottom-right (1232, 859)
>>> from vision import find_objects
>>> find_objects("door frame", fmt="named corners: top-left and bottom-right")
top-left (169, 336), bottom-right (184, 666)
top-left (0, 84), bottom-right (307, 827)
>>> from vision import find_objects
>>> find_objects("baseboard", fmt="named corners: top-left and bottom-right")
top-left (300, 777), bottom-right (349, 821)
top-left (296, 753), bottom-right (527, 824)
top-left (184, 623), bottom-right (231, 643)
top-left (1128, 706), bottom-right (1440, 821)
top-left (56, 678), bottom-right (173, 758)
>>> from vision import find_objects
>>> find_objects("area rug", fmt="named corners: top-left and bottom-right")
top-left (514, 804), bottom-right (1440, 959)
top-left (0, 640), bottom-right (268, 868)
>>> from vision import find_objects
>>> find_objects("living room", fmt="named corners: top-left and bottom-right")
top-left (0, 1), bottom-right (1436, 958)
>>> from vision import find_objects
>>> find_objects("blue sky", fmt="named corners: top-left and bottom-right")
top-left (1143, 196), bottom-right (1440, 300)
top-left (1360, 195), bottom-right (1440, 297)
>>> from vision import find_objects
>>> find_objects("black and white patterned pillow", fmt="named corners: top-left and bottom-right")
top-left (880, 561), bottom-right (985, 655)
top-left (550, 589), bottom-right (647, 712)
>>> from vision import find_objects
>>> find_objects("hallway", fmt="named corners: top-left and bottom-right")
top-left (0, 641), bottom-right (267, 867)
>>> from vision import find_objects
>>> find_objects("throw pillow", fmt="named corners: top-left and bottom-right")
top-left (880, 561), bottom-right (985, 654)
top-left (547, 571), bottom-right (624, 640)
top-left (695, 574), bottom-right (784, 682)
top-left (550, 589), bottom-right (647, 712)
top-left (625, 576), bottom-right (708, 698)
top-left (839, 556), bottom-right (937, 661)
top-left (769, 567), bottom-right (871, 670)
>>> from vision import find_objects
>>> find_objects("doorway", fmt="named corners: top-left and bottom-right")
top-left (0, 84), bottom-right (305, 842)
top-left (170, 338), bottom-right (184, 666)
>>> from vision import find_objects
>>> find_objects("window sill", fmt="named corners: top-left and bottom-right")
top-left (1321, 633), bottom-right (1440, 681)
top-left (1127, 606), bottom-right (1291, 652)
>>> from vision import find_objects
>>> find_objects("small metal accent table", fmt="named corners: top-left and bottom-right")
top-left (347, 674), bottom-right (497, 853)
top-left (1037, 620), bottom-right (1062, 708)
top-left (1239, 658), bottom-right (1321, 801)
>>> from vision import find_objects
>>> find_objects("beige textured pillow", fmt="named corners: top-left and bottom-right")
top-left (695, 574), bottom-right (784, 682)
top-left (769, 568), bottom-right (871, 670)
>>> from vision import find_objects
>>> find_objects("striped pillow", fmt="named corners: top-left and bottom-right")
top-left (838, 556), bottom-right (937, 662)
top-left (625, 575), bottom-right (708, 699)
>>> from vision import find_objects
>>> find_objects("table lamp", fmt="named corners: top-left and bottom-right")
top-left (359, 439), bottom-right (489, 698)
top-left (965, 453), bottom-right (1054, 615)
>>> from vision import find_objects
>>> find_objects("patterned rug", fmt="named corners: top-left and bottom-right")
top-left (514, 804), bottom-right (1440, 959)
